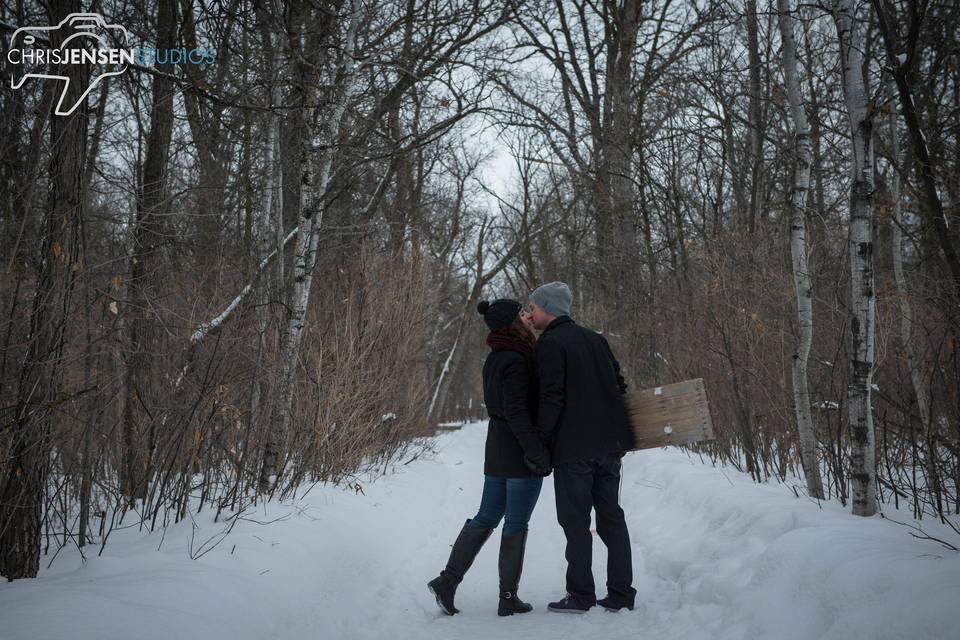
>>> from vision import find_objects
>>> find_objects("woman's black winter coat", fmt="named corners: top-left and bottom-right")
top-left (481, 348), bottom-right (549, 477)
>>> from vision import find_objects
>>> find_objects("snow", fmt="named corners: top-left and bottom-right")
top-left (2, 423), bottom-right (958, 640)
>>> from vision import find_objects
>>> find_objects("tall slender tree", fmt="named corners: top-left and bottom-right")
top-left (777, 0), bottom-right (824, 500)
top-left (0, 0), bottom-right (88, 578)
top-left (260, 0), bottom-right (362, 490)
top-left (122, 0), bottom-right (179, 503)
top-left (831, 0), bottom-right (878, 516)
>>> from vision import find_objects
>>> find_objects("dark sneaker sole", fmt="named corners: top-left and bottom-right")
top-left (547, 605), bottom-right (590, 614)
top-left (427, 583), bottom-right (456, 615)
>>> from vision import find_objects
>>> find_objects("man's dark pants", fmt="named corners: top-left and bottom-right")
top-left (553, 452), bottom-right (637, 608)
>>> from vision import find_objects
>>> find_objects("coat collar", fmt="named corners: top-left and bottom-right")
top-left (542, 315), bottom-right (574, 334)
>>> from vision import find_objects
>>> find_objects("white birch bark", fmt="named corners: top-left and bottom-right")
top-left (831, 0), bottom-right (878, 516)
top-left (426, 217), bottom-right (537, 422)
top-left (261, 111), bottom-right (279, 253)
top-left (188, 227), bottom-right (297, 345)
top-left (428, 288), bottom-right (481, 422)
top-left (260, 0), bottom-right (362, 490)
top-left (273, 114), bottom-right (285, 289)
top-left (427, 335), bottom-right (459, 419)
top-left (777, 0), bottom-right (824, 500)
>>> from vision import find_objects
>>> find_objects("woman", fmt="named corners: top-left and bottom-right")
top-left (427, 298), bottom-right (552, 617)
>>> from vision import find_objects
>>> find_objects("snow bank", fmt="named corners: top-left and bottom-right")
top-left (1, 423), bottom-right (957, 640)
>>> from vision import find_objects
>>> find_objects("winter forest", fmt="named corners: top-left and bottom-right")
top-left (1, 0), bottom-right (959, 636)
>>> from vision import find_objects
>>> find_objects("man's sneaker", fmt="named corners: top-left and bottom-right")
top-left (547, 595), bottom-right (593, 613)
top-left (597, 595), bottom-right (634, 612)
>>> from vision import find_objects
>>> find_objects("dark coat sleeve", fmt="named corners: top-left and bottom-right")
top-left (500, 354), bottom-right (548, 462)
top-left (600, 334), bottom-right (627, 394)
top-left (535, 336), bottom-right (566, 441)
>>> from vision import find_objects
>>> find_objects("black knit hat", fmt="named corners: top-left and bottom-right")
top-left (477, 298), bottom-right (522, 331)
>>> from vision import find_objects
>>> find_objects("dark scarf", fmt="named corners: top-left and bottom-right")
top-left (486, 325), bottom-right (537, 387)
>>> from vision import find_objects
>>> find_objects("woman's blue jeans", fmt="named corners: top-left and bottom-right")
top-left (468, 475), bottom-right (543, 535)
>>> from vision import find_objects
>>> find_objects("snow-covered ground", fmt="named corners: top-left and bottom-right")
top-left (2, 422), bottom-right (958, 640)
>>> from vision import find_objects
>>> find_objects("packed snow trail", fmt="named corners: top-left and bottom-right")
top-left (1, 422), bottom-right (957, 640)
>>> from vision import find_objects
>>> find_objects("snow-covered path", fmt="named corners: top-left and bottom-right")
top-left (2, 422), bottom-right (958, 640)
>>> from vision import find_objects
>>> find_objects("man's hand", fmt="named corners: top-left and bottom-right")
top-left (524, 450), bottom-right (552, 477)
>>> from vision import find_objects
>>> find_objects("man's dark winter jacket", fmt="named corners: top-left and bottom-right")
top-left (534, 316), bottom-right (636, 465)
top-left (482, 348), bottom-right (549, 477)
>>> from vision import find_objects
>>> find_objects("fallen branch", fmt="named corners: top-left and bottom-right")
top-left (881, 513), bottom-right (959, 552)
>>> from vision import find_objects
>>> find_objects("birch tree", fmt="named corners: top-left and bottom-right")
top-left (777, 0), bottom-right (824, 500)
top-left (260, 0), bottom-right (362, 490)
top-left (428, 215), bottom-right (533, 420)
top-left (830, 0), bottom-right (877, 516)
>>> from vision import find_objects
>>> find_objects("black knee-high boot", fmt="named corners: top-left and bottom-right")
top-left (498, 529), bottom-right (533, 616)
top-left (427, 519), bottom-right (494, 615)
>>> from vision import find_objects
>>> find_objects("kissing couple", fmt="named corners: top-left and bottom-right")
top-left (427, 281), bottom-right (637, 617)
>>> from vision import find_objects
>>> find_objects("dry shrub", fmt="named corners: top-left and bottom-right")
top-left (287, 244), bottom-right (436, 485)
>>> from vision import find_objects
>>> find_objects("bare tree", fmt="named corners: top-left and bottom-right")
top-left (0, 0), bottom-right (88, 578)
top-left (746, 0), bottom-right (765, 232)
top-left (259, 0), bottom-right (363, 491)
top-left (121, 0), bottom-right (178, 504)
top-left (831, 0), bottom-right (878, 517)
top-left (428, 214), bottom-right (535, 420)
top-left (777, 0), bottom-right (824, 500)
top-left (885, 74), bottom-right (937, 510)
top-left (871, 0), bottom-right (960, 304)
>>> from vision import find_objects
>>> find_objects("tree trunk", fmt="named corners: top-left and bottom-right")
top-left (122, 0), bottom-right (178, 504)
top-left (78, 274), bottom-right (96, 547)
top-left (428, 290), bottom-right (479, 421)
top-left (595, 0), bottom-right (642, 321)
top-left (871, 0), bottom-right (960, 305)
top-left (180, 0), bottom-right (233, 249)
top-left (0, 0), bottom-right (87, 578)
top-left (887, 77), bottom-right (938, 511)
top-left (778, 0), bottom-right (824, 499)
top-left (260, 0), bottom-right (362, 490)
top-left (831, 0), bottom-right (878, 517)
top-left (746, 0), bottom-right (764, 232)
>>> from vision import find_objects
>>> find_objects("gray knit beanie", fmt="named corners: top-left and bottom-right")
top-left (530, 281), bottom-right (572, 317)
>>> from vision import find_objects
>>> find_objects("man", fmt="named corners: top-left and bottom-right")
top-left (529, 281), bottom-right (637, 613)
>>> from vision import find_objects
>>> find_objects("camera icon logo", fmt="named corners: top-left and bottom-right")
top-left (8, 12), bottom-right (131, 116)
